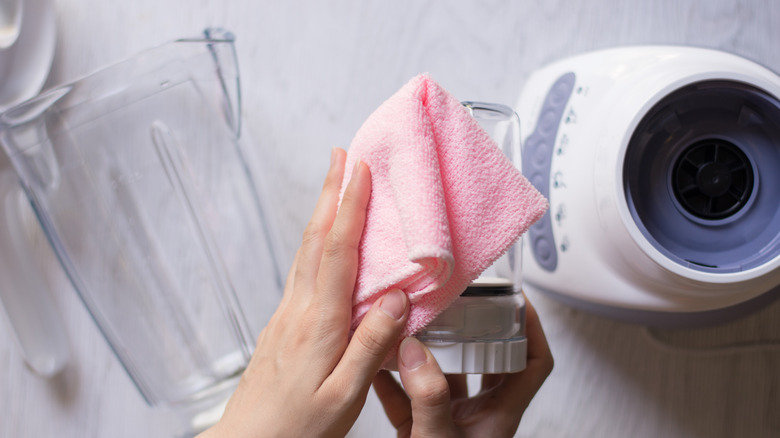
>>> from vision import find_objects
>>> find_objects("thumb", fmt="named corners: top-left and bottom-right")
top-left (331, 289), bottom-right (408, 389)
top-left (397, 337), bottom-right (458, 437)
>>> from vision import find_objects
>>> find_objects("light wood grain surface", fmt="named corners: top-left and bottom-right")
top-left (1, 1), bottom-right (779, 437)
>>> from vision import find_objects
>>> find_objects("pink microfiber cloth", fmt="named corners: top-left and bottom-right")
top-left (341, 74), bottom-right (548, 339)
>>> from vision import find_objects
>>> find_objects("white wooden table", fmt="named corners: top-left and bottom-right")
top-left (1, 1), bottom-right (779, 436)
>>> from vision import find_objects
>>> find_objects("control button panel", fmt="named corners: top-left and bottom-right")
top-left (522, 72), bottom-right (576, 272)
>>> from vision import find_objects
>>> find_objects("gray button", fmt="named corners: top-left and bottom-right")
top-left (534, 237), bottom-right (553, 262)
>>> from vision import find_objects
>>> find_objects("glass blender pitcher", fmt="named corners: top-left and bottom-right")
top-left (0, 28), bottom-right (284, 418)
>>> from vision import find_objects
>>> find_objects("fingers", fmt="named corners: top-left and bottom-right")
top-left (397, 337), bottom-right (457, 437)
top-left (445, 374), bottom-right (468, 400)
top-left (375, 298), bottom-right (553, 437)
top-left (372, 370), bottom-right (412, 431)
top-left (294, 148), bottom-right (347, 299)
top-left (491, 293), bottom-right (554, 418)
top-left (312, 159), bottom-right (371, 323)
top-left (523, 292), bottom-right (554, 379)
top-left (480, 373), bottom-right (505, 392)
top-left (276, 250), bottom-right (301, 312)
top-left (329, 289), bottom-right (408, 390)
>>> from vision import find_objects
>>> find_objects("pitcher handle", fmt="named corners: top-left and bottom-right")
top-left (0, 172), bottom-right (68, 376)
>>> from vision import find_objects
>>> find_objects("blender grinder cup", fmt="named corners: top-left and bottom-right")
top-left (0, 28), bottom-right (284, 416)
top-left (416, 102), bottom-right (528, 374)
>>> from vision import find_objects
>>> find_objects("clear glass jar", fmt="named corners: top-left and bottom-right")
top-left (417, 277), bottom-right (524, 341)
top-left (416, 276), bottom-right (527, 374)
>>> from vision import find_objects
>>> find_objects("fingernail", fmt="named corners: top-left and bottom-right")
top-left (399, 337), bottom-right (427, 371)
top-left (379, 289), bottom-right (406, 320)
top-left (330, 148), bottom-right (338, 168)
top-left (352, 157), bottom-right (362, 176)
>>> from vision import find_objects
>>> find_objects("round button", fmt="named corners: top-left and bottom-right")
top-left (534, 237), bottom-right (553, 262)
top-left (551, 79), bottom-right (573, 105)
top-left (533, 140), bottom-right (549, 166)
top-left (539, 110), bottom-right (557, 136)
top-left (531, 175), bottom-right (547, 193)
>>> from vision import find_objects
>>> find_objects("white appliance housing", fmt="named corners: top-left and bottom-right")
top-left (516, 46), bottom-right (780, 325)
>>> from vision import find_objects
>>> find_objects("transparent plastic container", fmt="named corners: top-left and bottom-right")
top-left (419, 277), bottom-right (524, 341)
top-left (416, 103), bottom-right (527, 374)
top-left (0, 28), bottom-right (284, 424)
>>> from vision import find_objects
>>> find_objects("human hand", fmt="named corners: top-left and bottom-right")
top-left (200, 148), bottom-right (410, 438)
top-left (372, 294), bottom-right (553, 437)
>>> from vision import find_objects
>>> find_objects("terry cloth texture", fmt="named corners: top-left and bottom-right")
top-left (341, 74), bottom-right (548, 339)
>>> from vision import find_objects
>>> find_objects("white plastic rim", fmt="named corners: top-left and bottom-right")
top-left (423, 337), bottom-right (527, 374)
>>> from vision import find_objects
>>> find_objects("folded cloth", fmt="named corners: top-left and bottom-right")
top-left (341, 74), bottom-right (548, 339)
